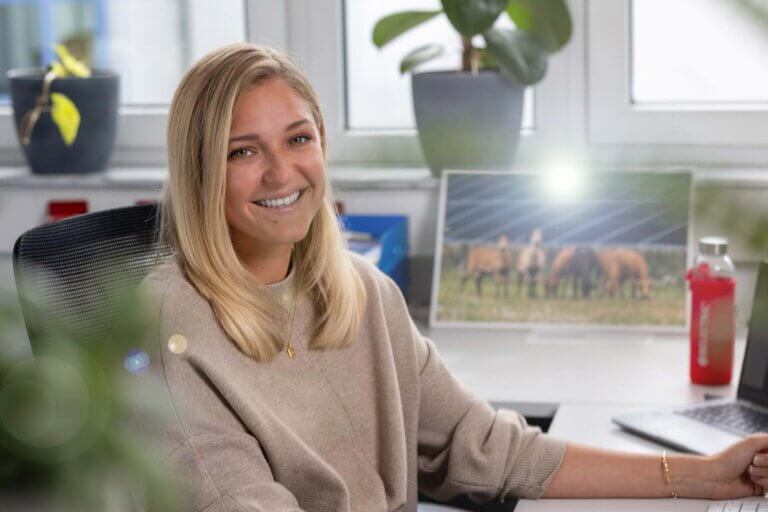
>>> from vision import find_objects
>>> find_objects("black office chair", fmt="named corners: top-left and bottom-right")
top-left (13, 203), bottom-right (172, 347)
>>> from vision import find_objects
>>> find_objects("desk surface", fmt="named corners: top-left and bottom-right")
top-left (516, 404), bottom-right (765, 511)
top-left (427, 327), bottom-right (744, 406)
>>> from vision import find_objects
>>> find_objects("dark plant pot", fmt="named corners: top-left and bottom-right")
top-left (8, 69), bottom-right (119, 175)
top-left (412, 70), bottom-right (525, 175)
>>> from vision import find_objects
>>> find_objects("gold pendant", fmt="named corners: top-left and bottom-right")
top-left (287, 344), bottom-right (296, 359)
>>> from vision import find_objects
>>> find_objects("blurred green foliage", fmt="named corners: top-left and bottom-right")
top-left (0, 279), bottom-right (183, 511)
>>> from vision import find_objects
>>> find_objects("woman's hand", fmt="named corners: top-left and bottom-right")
top-left (700, 433), bottom-right (768, 500)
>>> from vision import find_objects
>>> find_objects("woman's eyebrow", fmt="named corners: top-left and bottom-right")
top-left (284, 118), bottom-right (311, 131)
top-left (228, 118), bottom-right (311, 144)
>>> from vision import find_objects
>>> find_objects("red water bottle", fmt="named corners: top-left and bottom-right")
top-left (686, 237), bottom-right (736, 385)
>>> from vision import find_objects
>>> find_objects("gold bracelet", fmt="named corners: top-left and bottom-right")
top-left (661, 450), bottom-right (678, 498)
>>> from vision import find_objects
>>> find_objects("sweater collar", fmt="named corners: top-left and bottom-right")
top-left (255, 264), bottom-right (297, 311)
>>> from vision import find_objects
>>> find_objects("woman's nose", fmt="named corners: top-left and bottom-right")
top-left (261, 149), bottom-right (292, 186)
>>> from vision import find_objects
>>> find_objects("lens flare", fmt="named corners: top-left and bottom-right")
top-left (542, 164), bottom-right (583, 201)
top-left (123, 350), bottom-right (150, 374)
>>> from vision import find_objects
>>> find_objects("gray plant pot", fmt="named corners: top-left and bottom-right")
top-left (8, 69), bottom-right (119, 175)
top-left (411, 70), bottom-right (525, 175)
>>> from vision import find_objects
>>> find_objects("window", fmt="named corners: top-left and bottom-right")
top-left (588, 0), bottom-right (768, 156)
top-left (288, 0), bottom-right (576, 166)
top-left (0, 0), bottom-right (246, 105)
top-left (0, 0), bottom-right (249, 164)
top-left (343, 0), bottom-right (534, 132)
top-left (632, 0), bottom-right (768, 105)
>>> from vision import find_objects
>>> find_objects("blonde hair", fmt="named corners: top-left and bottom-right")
top-left (162, 43), bottom-right (366, 362)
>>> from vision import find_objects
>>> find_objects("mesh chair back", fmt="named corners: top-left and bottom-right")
top-left (13, 204), bottom-right (173, 347)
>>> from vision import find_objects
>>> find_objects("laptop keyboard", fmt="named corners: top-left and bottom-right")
top-left (677, 403), bottom-right (768, 436)
top-left (706, 500), bottom-right (768, 512)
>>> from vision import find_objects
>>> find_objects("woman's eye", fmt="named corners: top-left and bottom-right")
top-left (228, 147), bottom-right (254, 159)
top-left (290, 134), bottom-right (310, 145)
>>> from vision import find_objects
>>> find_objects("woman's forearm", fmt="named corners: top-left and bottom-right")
top-left (542, 443), bottom-right (713, 499)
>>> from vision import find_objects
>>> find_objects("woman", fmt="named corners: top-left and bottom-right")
top-left (142, 42), bottom-right (768, 511)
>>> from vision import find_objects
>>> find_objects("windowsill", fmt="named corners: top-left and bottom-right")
top-left (0, 165), bottom-right (437, 190)
top-left (0, 165), bottom-right (768, 190)
top-left (0, 166), bottom-right (168, 190)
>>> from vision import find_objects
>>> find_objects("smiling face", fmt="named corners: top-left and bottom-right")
top-left (224, 78), bottom-right (326, 260)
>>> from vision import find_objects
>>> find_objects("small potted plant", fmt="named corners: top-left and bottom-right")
top-left (7, 44), bottom-right (119, 175)
top-left (373, 0), bottom-right (572, 173)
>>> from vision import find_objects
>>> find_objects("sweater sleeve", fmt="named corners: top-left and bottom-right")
top-left (165, 433), bottom-right (305, 512)
top-left (359, 262), bottom-right (566, 503)
top-left (412, 321), bottom-right (566, 503)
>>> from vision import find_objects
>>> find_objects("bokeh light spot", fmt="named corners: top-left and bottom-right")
top-left (167, 334), bottom-right (188, 355)
top-left (123, 350), bottom-right (150, 374)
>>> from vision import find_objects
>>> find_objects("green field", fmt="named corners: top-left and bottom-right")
top-left (436, 266), bottom-right (686, 325)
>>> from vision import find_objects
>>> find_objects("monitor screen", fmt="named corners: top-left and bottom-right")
top-left (739, 262), bottom-right (768, 403)
top-left (431, 170), bottom-right (691, 328)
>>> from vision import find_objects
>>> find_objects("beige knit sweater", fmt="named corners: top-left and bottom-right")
top-left (138, 254), bottom-right (566, 512)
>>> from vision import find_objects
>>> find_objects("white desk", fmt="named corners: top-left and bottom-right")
top-left (427, 327), bottom-right (744, 406)
top-left (516, 404), bottom-right (766, 511)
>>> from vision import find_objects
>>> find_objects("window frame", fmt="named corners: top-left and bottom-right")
top-left (287, 0), bottom-right (586, 168)
top-left (587, 0), bottom-right (768, 164)
top-left (0, 0), bottom-right (281, 167)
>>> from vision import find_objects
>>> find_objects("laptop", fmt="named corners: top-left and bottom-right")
top-left (613, 260), bottom-right (768, 455)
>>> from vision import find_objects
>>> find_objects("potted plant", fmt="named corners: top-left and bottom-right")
top-left (7, 44), bottom-right (119, 175)
top-left (373, 0), bottom-right (572, 174)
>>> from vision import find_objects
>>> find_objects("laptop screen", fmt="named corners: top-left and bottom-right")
top-left (738, 261), bottom-right (768, 405)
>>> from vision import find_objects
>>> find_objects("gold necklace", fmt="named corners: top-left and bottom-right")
top-left (285, 282), bottom-right (298, 359)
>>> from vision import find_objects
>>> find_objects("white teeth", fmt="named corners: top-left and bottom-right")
top-left (255, 190), bottom-right (301, 208)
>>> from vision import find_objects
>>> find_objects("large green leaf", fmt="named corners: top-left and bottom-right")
top-left (400, 44), bottom-right (445, 73)
top-left (483, 28), bottom-right (548, 85)
top-left (372, 10), bottom-right (442, 48)
top-left (506, 0), bottom-right (572, 53)
top-left (441, 0), bottom-right (509, 37)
